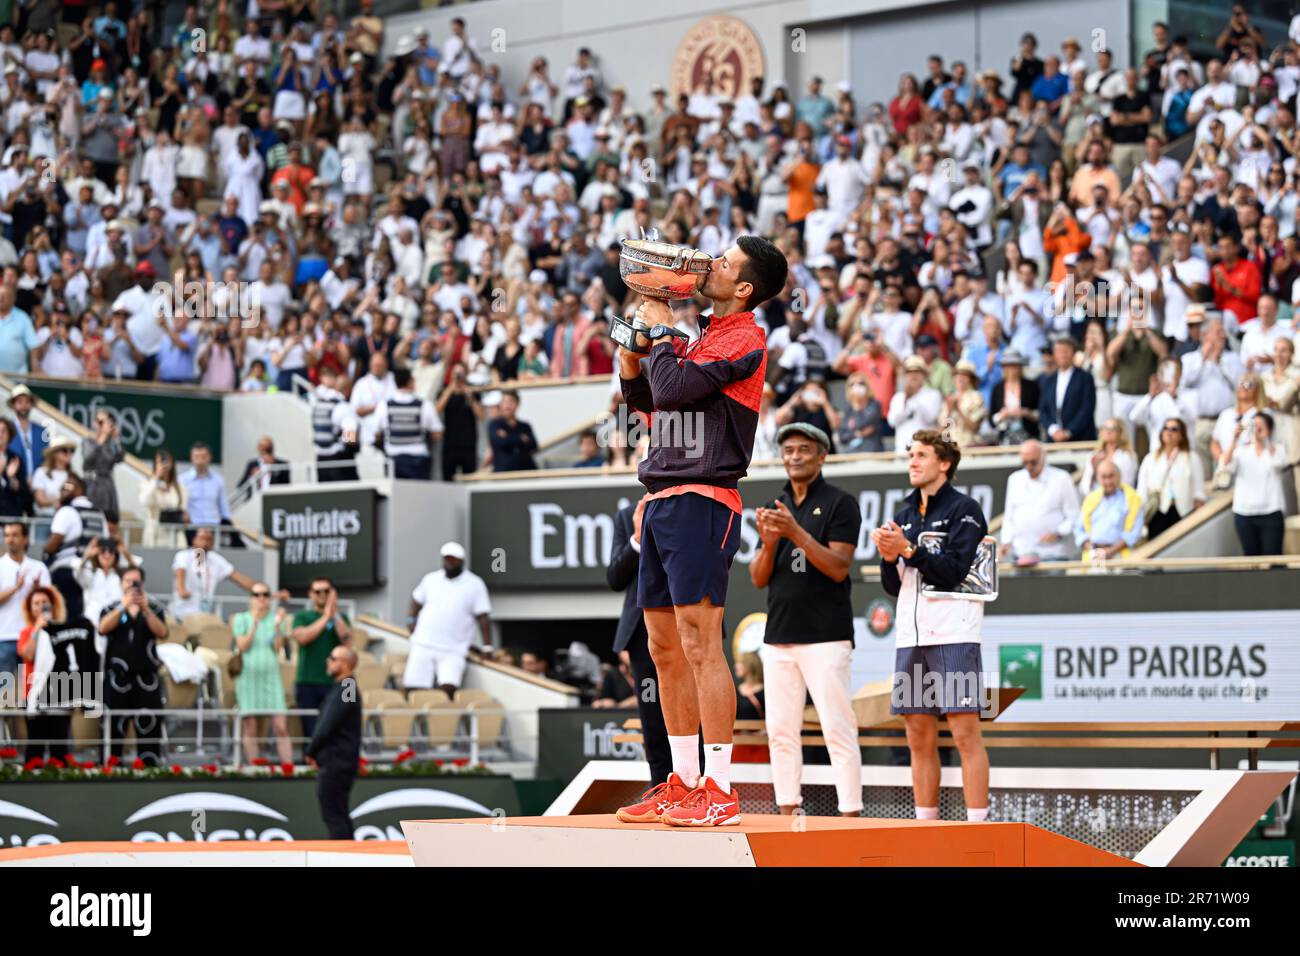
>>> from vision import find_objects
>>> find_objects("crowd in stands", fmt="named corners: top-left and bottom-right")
top-left (0, 4), bottom-right (1291, 497)
top-left (4, 2), bottom-right (1300, 765)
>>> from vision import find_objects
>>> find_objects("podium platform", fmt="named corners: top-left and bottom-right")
top-left (401, 814), bottom-right (1138, 867)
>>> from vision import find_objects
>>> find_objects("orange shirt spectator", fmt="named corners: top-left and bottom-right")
top-left (1069, 163), bottom-right (1122, 207)
top-left (840, 346), bottom-right (896, 409)
top-left (1042, 209), bottom-right (1093, 285)
top-left (1212, 245), bottom-right (1262, 325)
top-left (270, 160), bottom-right (315, 215)
top-left (786, 159), bottom-right (820, 224)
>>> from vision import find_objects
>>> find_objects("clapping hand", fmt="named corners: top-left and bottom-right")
top-left (755, 500), bottom-right (801, 545)
top-left (870, 520), bottom-right (909, 561)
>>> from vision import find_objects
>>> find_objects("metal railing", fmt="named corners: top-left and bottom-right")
top-left (0, 705), bottom-right (520, 769)
top-left (0, 514), bottom-right (264, 553)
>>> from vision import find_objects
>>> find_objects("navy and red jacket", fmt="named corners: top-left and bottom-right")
top-left (620, 311), bottom-right (767, 493)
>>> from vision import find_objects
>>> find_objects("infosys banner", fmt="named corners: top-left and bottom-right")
top-left (264, 488), bottom-right (379, 589)
top-left (851, 609), bottom-right (1300, 722)
top-left (26, 378), bottom-right (225, 461)
top-left (0, 777), bottom-right (520, 847)
top-left (469, 463), bottom-right (1018, 591)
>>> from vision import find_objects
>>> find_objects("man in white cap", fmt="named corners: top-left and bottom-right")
top-left (404, 542), bottom-right (492, 695)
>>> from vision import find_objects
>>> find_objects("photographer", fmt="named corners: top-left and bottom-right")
top-left (98, 565), bottom-right (169, 767)
top-left (75, 534), bottom-right (136, 627)
top-left (32, 306), bottom-right (85, 378)
top-left (436, 361), bottom-right (483, 481)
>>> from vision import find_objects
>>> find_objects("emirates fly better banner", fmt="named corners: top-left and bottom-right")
top-left (263, 488), bottom-right (379, 589)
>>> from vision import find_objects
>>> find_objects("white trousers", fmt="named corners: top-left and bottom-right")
top-left (762, 641), bottom-right (863, 813)
top-left (404, 644), bottom-right (468, 689)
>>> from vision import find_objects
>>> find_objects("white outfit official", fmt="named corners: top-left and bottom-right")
top-left (403, 568), bottom-right (491, 689)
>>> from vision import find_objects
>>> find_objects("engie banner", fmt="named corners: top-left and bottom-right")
top-left (846, 609), bottom-right (1300, 722)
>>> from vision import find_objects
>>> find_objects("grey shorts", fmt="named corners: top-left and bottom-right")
top-left (890, 642), bottom-right (985, 716)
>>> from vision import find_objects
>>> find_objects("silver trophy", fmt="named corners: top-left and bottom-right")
top-left (917, 532), bottom-right (999, 602)
top-left (608, 229), bottom-right (710, 353)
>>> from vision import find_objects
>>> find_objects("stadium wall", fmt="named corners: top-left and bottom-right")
top-left (387, 0), bottom-right (1134, 114)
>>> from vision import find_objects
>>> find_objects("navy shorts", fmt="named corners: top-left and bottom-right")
top-left (638, 493), bottom-right (741, 609)
top-left (890, 642), bottom-right (985, 716)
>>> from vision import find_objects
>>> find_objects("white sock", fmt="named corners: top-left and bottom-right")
top-left (915, 806), bottom-right (939, 820)
top-left (668, 734), bottom-right (700, 788)
top-left (967, 807), bottom-right (989, 822)
top-left (703, 742), bottom-right (732, 792)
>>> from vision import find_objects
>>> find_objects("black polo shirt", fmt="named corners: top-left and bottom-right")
top-left (760, 472), bottom-right (862, 645)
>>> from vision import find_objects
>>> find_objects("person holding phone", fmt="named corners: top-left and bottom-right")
top-left (98, 566), bottom-right (169, 766)
top-left (1222, 411), bottom-right (1288, 555)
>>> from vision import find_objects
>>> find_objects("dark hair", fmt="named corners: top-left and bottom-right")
top-left (735, 235), bottom-right (788, 309)
top-left (4, 520), bottom-right (28, 538)
top-left (191, 441), bottom-right (211, 454)
top-left (909, 428), bottom-right (962, 481)
top-left (310, 576), bottom-right (335, 590)
top-left (393, 367), bottom-right (412, 389)
top-left (1256, 411), bottom-right (1275, 435)
top-left (501, 389), bottom-right (520, 403)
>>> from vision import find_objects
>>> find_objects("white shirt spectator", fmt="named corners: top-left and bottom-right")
top-left (1131, 155), bottom-right (1182, 203)
top-left (886, 385), bottom-right (943, 453)
top-left (408, 567), bottom-right (491, 652)
top-left (349, 371), bottom-right (397, 446)
top-left (1128, 388), bottom-right (1198, 451)
top-left (1001, 464), bottom-right (1080, 561)
top-left (1181, 349), bottom-right (1246, 418)
top-left (1136, 450), bottom-right (1205, 521)
top-left (0, 551), bottom-right (51, 643)
top-left (1161, 256), bottom-right (1210, 340)
top-left (1239, 318), bottom-right (1294, 370)
top-left (171, 547), bottom-right (234, 619)
top-left (1226, 439), bottom-right (1288, 516)
top-left (36, 326), bottom-right (84, 377)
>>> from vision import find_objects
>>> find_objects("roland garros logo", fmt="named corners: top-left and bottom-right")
top-left (670, 15), bottom-right (765, 100)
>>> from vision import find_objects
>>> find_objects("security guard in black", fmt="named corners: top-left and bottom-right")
top-left (750, 423), bottom-right (861, 643)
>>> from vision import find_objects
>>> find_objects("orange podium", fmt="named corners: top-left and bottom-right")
top-left (401, 814), bottom-right (1139, 867)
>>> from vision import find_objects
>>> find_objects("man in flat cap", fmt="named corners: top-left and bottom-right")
top-left (749, 422), bottom-right (864, 818)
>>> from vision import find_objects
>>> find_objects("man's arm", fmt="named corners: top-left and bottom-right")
top-left (606, 507), bottom-right (640, 593)
top-left (643, 335), bottom-right (765, 412)
top-left (304, 685), bottom-right (340, 760)
top-left (477, 612), bottom-right (492, 648)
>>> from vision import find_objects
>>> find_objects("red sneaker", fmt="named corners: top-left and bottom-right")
top-left (660, 776), bottom-right (741, 827)
top-left (615, 772), bottom-right (693, 823)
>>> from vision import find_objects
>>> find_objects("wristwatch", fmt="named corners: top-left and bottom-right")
top-left (901, 542), bottom-right (917, 561)
top-left (646, 324), bottom-right (685, 344)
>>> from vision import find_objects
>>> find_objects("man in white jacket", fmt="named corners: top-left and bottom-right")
top-left (873, 430), bottom-right (991, 822)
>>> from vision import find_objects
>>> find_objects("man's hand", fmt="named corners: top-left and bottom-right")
top-left (757, 500), bottom-right (802, 543)
top-left (306, 756), bottom-right (318, 770)
top-left (635, 298), bottom-right (673, 330)
top-left (617, 345), bottom-right (643, 379)
top-left (871, 520), bottom-right (909, 562)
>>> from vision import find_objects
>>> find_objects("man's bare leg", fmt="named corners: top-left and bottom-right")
top-left (904, 714), bottom-right (941, 817)
top-left (673, 597), bottom-right (735, 789)
top-left (948, 712), bottom-right (989, 820)
top-left (645, 607), bottom-right (702, 785)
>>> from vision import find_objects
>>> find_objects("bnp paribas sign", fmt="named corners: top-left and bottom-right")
top-left (264, 488), bottom-right (379, 589)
